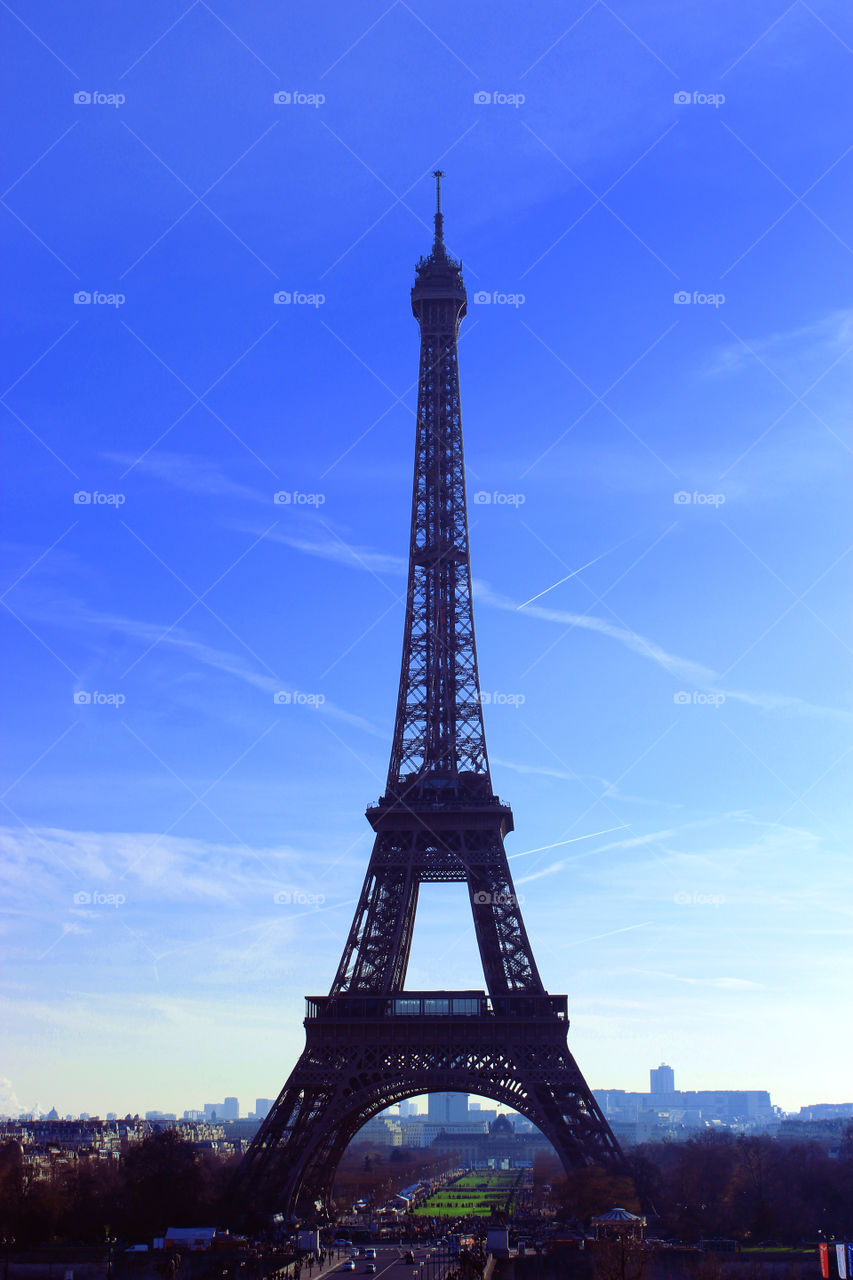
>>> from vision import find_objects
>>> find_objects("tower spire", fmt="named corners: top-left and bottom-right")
top-left (433, 168), bottom-right (445, 253)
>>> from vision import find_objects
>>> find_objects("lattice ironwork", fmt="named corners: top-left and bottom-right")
top-left (387, 246), bottom-right (486, 790)
top-left (238, 174), bottom-right (624, 1222)
top-left (241, 1003), bottom-right (622, 1218)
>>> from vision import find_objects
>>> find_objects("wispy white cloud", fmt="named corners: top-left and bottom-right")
top-left (491, 756), bottom-right (582, 783)
top-left (708, 308), bottom-right (853, 379)
top-left (0, 825), bottom-right (321, 903)
top-left (0, 825), bottom-right (357, 988)
top-left (256, 527), bottom-right (407, 577)
top-left (16, 589), bottom-right (385, 738)
top-left (634, 969), bottom-right (763, 990)
top-left (249, 527), bottom-right (848, 723)
top-left (492, 756), bottom-right (671, 807)
top-left (0, 987), bottom-right (295, 1042)
top-left (475, 580), bottom-right (851, 723)
top-left (106, 452), bottom-right (268, 503)
top-left (515, 825), bottom-right (683, 884)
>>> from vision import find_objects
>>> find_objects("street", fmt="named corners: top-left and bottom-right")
top-left (326, 1244), bottom-right (452, 1280)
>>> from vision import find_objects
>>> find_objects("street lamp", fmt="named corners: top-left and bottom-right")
top-left (1, 1236), bottom-right (15, 1280)
top-left (105, 1237), bottom-right (116, 1280)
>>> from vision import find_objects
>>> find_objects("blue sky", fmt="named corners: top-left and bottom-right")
top-left (1, 0), bottom-right (851, 1119)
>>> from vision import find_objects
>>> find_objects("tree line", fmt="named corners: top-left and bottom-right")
top-left (0, 1129), bottom-right (237, 1244)
top-left (540, 1128), bottom-right (853, 1244)
top-left (2, 1127), bottom-right (851, 1247)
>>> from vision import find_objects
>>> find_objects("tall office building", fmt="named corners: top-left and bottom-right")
top-left (427, 1092), bottom-right (470, 1123)
top-left (650, 1064), bottom-right (675, 1094)
top-left (204, 1097), bottom-right (240, 1120)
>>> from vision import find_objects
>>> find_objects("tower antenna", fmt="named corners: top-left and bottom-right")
top-left (433, 169), bottom-right (445, 251)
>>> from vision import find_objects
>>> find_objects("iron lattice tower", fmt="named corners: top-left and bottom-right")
top-left (240, 174), bottom-right (624, 1219)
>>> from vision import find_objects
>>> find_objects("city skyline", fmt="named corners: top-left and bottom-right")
top-left (3, 1), bottom-right (852, 1121)
top-left (8, 1075), bottom-right (852, 1125)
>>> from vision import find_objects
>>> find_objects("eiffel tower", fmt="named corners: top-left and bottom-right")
top-left (240, 173), bottom-right (624, 1219)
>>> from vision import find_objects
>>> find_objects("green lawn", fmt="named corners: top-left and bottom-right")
top-left (412, 1172), bottom-right (521, 1219)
